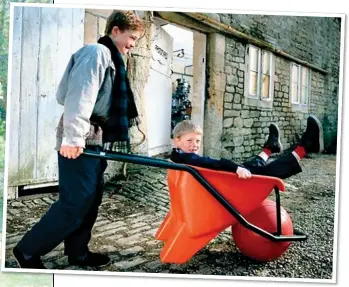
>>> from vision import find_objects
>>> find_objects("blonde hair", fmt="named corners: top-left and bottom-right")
top-left (172, 120), bottom-right (203, 138)
top-left (105, 10), bottom-right (144, 35)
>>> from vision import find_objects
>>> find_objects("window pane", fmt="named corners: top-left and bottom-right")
top-left (301, 67), bottom-right (309, 104)
top-left (249, 46), bottom-right (258, 71)
top-left (249, 71), bottom-right (258, 96)
top-left (292, 65), bottom-right (299, 83)
top-left (302, 67), bottom-right (309, 87)
top-left (301, 87), bottom-right (308, 104)
top-left (292, 83), bottom-right (299, 103)
top-left (262, 51), bottom-right (270, 74)
top-left (262, 74), bottom-right (270, 99)
top-left (291, 64), bottom-right (300, 103)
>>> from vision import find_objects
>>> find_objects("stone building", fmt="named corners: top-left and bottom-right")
top-left (85, 10), bottom-right (341, 160)
top-left (6, 7), bottom-right (341, 198)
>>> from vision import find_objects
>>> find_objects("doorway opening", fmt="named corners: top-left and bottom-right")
top-left (144, 17), bottom-right (207, 156)
top-left (162, 24), bottom-right (194, 132)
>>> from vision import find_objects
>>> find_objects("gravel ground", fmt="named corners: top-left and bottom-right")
top-left (3, 154), bottom-right (337, 281)
top-left (226, 153), bottom-right (337, 280)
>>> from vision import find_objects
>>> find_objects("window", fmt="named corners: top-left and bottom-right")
top-left (290, 63), bottom-right (310, 105)
top-left (247, 45), bottom-right (274, 101)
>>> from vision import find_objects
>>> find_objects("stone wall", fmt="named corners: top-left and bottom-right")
top-left (84, 9), bottom-right (110, 44)
top-left (203, 14), bottom-right (341, 159)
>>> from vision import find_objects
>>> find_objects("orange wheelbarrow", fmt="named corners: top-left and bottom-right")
top-left (83, 150), bottom-right (308, 264)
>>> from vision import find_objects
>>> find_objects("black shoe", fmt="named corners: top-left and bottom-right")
top-left (12, 246), bottom-right (46, 269)
top-left (300, 115), bottom-right (323, 154)
top-left (263, 123), bottom-right (283, 154)
top-left (68, 252), bottom-right (111, 267)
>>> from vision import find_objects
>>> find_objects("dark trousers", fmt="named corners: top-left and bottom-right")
top-left (16, 146), bottom-right (107, 258)
top-left (242, 152), bottom-right (302, 179)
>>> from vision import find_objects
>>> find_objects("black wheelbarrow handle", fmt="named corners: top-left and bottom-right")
top-left (82, 149), bottom-right (308, 242)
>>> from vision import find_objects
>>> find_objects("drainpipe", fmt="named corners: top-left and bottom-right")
top-left (184, 64), bottom-right (193, 75)
top-left (181, 12), bottom-right (328, 74)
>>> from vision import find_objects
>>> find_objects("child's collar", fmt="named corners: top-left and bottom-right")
top-left (173, 148), bottom-right (185, 154)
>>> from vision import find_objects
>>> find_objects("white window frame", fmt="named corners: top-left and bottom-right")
top-left (290, 63), bottom-right (311, 108)
top-left (245, 44), bottom-right (275, 108)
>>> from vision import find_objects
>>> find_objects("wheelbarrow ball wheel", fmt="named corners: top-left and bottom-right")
top-left (231, 199), bottom-right (293, 261)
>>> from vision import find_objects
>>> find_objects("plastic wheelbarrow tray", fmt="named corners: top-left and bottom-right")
top-left (83, 149), bottom-right (308, 264)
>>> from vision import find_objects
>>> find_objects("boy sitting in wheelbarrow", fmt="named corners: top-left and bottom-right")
top-left (170, 116), bottom-right (323, 180)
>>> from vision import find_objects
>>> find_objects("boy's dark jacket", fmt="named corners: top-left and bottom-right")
top-left (170, 148), bottom-right (240, 173)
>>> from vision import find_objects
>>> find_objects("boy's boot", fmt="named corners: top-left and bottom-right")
top-left (263, 123), bottom-right (283, 154)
